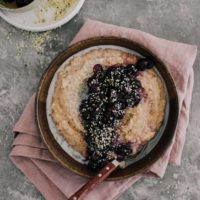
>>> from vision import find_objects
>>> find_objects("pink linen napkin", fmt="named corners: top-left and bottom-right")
top-left (10, 19), bottom-right (197, 200)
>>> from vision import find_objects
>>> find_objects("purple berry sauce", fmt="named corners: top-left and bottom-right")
top-left (80, 58), bottom-right (154, 170)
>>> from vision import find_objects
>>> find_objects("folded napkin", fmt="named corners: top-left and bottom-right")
top-left (10, 19), bottom-right (197, 200)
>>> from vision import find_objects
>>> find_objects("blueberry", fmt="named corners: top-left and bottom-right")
top-left (104, 113), bottom-right (115, 125)
top-left (100, 90), bottom-right (109, 101)
top-left (109, 88), bottom-right (118, 103)
top-left (104, 66), bottom-right (122, 86)
top-left (115, 143), bottom-right (132, 157)
top-left (136, 58), bottom-right (155, 70)
top-left (126, 98), bottom-right (136, 107)
top-left (126, 64), bottom-right (138, 76)
top-left (132, 79), bottom-right (142, 87)
top-left (87, 77), bottom-right (100, 93)
top-left (88, 94), bottom-right (101, 105)
top-left (93, 64), bottom-right (103, 74)
top-left (87, 77), bottom-right (95, 88)
top-left (88, 155), bottom-right (108, 170)
top-left (97, 72), bottom-right (106, 83)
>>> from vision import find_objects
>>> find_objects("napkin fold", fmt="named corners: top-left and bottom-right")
top-left (10, 19), bottom-right (197, 200)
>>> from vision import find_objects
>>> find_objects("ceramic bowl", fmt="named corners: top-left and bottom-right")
top-left (36, 36), bottom-right (179, 181)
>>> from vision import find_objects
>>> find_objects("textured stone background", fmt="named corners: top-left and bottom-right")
top-left (0, 0), bottom-right (200, 199)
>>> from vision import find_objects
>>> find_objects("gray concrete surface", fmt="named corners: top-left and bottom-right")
top-left (0, 0), bottom-right (200, 199)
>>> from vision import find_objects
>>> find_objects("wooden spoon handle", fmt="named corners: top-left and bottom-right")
top-left (69, 160), bottom-right (119, 200)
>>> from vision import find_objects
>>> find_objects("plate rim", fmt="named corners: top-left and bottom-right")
top-left (0, 0), bottom-right (85, 32)
top-left (35, 36), bottom-right (179, 180)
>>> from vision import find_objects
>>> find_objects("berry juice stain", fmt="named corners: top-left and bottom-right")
top-left (79, 58), bottom-right (154, 170)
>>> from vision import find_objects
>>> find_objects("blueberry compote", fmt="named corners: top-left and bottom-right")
top-left (80, 58), bottom-right (154, 170)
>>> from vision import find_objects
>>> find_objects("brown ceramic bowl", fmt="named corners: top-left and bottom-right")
top-left (35, 36), bottom-right (179, 181)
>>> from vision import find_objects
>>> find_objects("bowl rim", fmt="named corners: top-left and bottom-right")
top-left (35, 36), bottom-right (179, 181)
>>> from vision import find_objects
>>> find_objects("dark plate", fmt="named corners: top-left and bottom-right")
top-left (35, 36), bottom-right (179, 181)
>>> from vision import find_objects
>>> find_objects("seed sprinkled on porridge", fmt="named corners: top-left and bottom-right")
top-left (35, 0), bottom-right (77, 23)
